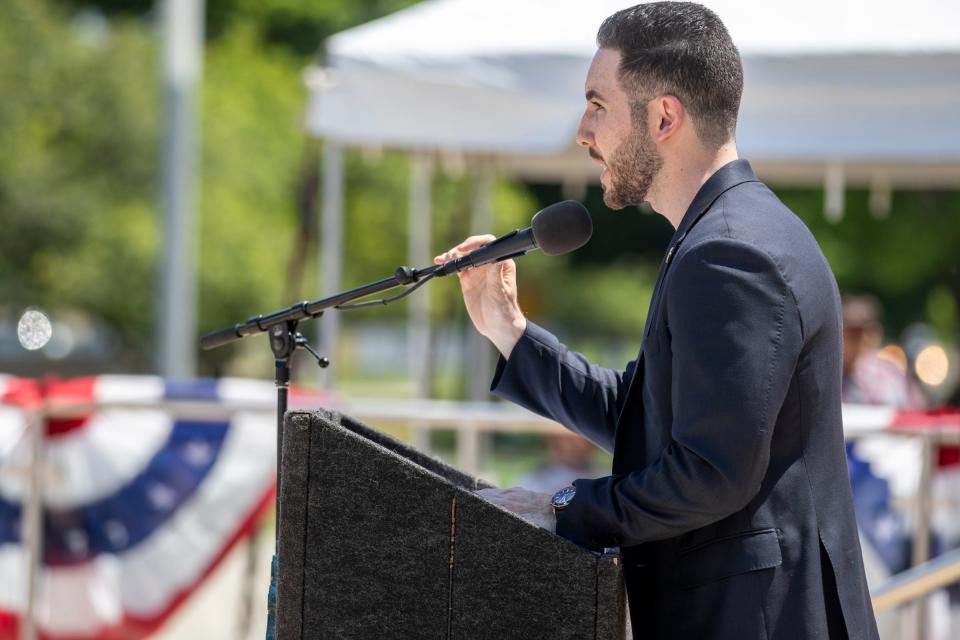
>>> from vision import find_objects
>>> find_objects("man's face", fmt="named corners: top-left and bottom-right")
top-left (576, 48), bottom-right (664, 210)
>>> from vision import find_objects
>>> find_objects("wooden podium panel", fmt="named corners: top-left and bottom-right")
top-left (277, 409), bottom-right (628, 640)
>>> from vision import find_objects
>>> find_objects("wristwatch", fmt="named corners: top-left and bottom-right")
top-left (551, 485), bottom-right (576, 512)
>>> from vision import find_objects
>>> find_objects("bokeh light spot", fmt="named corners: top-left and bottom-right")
top-left (915, 345), bottom-right (949, 387)
top-left (17, 309), bottom-right (53, 351)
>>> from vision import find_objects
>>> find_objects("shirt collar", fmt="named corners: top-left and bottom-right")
top-left (671, 158), bottom-right (759, 242)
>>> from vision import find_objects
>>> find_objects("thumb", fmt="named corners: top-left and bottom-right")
top-left (499, 258), bottom-right (517, 281)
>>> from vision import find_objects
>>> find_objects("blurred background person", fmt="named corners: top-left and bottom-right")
top-left (842, 293), bottom-right (960, 637)
top-left (515, 432), bottom-right (606, 495)
top-left (842, 293), bottom-right (925, 410)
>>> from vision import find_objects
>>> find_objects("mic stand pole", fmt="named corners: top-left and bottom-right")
top-left (267, 322), bottom-right (329, 530)
top-left (262, 320), bottom-right (329, 640)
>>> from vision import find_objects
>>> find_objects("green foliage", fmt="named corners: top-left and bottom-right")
top-left (56, 0), bottom-right (423, 57)
top-left (533, 261), bottom-right (656, 337)
top-left (0, 0), bottom-right (160, 364)
top-left (926, 286), bottom-right (959, 342)
top-left (777, 188), bottom-right (960, 336)
top-left (196, 23), bottom-right (306, 354)
top-left (212, 0), bottom-right (422, 56)
top-left (340, 150), bottom-right (418, 287)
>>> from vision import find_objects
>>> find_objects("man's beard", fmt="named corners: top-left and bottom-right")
top-left (600, 117), bottom-right (663, 210)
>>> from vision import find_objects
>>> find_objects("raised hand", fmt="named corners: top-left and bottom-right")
top-left (435, 235), bottom-right (527, 357)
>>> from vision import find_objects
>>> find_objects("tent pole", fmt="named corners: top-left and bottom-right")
top-left (157, 0), bottom-right (204, 378)
top-left (459, 159), bottom-right (495, 473)
top-left (467, 159), bottom-right (495, 399)
top-left (21, 408), bottom-right (43, 640)
top-left (824, 160), bottom-right (846, 223)
top-left (408, 152), bottom-right (433, 452)
top-left (318, 142), bottom-right (344, 388)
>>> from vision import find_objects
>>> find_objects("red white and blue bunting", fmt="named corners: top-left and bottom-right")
top-left (0, 375), bottom-right (280, 639)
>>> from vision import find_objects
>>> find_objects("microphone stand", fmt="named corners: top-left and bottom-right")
top-left (199, 263), bottom-right (440, 640)
top-left (200, 262), bottom-right (441, 523)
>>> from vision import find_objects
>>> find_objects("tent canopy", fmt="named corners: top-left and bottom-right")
top-left (306, 0), bottom-right (960, 185)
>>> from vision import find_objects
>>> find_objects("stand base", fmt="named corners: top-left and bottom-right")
top-left (265, 551), bottom-right (278, 639)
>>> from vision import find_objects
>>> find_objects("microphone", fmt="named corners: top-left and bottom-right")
top-left (435, 200), bottom-right (592, 277)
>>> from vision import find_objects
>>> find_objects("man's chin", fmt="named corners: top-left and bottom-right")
top-left (601, 187), bottom-right (637, 211)
top-left (603, 198), bottom-right (628, 211)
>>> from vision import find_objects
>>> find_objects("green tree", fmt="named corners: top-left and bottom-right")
top-left (778, 188), bottom-right (960, 340)
top-left (57, 0), bottom-right (423, 56)
top-left (0, 0), bottom-right (160, 367)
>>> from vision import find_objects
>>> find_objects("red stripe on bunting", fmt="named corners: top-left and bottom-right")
top-left (1, 378), bottom-right (42, 409)
top-left (890, 406), bottom-right (960, 428)
top-left (0, 612), bottom-right (17, 638)
top-left (0, 377), bottom-right (96, 437)
top-left (43, 378), bottom-right (97, 439)
top-left (891, 406), bottom-right (960, 468)
top-left (45, 417), bottom-right (89, 438)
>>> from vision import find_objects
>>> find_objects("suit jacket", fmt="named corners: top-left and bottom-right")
top-left (492, 160), bottom-right (879, 639)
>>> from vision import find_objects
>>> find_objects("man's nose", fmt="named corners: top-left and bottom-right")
top-left (575, 113), bottom-right (593, 147)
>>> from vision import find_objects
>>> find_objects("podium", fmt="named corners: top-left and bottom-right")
top-left (276, 409), bottom-right (630, 640)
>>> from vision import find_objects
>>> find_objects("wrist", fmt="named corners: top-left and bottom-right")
top-left (490, 315), bottom-right (527, 358)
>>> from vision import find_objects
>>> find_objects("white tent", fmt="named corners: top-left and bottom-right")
top-left (306, 0), bottom-right (960, 187)
top-left (304, 0), bottom-right (960, 403)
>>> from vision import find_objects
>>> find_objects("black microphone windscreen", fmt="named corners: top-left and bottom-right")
top-left (530, 201), bottom-right (593, 256)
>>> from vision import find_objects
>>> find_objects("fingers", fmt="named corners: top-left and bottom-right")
top-left (474, 487), bottom-right (556, 531)
top-left (433, 234), bottom-right (497, 264)
top-left (475, 486), bottom-right (541, 504)
top-left (475, 487), bottom-right (514, 507)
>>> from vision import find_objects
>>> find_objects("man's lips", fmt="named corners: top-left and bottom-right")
top-left (588, 148), bottom-right (608, 180)
top-left (588, 149), bottom-right (608, 181)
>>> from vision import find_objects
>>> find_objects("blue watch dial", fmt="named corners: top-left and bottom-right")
top-left (551, 485), bottom-right (576, 510)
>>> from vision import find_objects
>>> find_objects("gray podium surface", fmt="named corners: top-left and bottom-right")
top-left (277, 409), bottom-right (628, 640)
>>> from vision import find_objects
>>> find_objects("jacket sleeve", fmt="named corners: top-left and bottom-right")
top-left (490, 322), bottom-right (638, 453)
top-left (556, 238), bottom-right (803, 549)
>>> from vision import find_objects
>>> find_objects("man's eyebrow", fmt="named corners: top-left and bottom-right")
top-left (585, 89), bottom-right (605, 102)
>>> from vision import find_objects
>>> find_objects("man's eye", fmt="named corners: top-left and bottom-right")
top-left (591, 101), bottom-right (604, 112)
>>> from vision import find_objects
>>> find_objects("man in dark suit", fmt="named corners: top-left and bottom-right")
top-left (436, 3), bottom-right (878, 638)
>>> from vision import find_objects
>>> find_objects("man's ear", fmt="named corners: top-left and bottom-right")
top-left (653, 95), bottom-right (685, 143)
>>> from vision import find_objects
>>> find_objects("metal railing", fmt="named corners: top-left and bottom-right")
top-left (872, 547), bottom-right (960, 612)
top-left (6, 388), bottom-right (960, 640)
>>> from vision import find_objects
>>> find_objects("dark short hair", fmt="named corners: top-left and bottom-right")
top-left (597, 2), bottom-right (743, 149)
